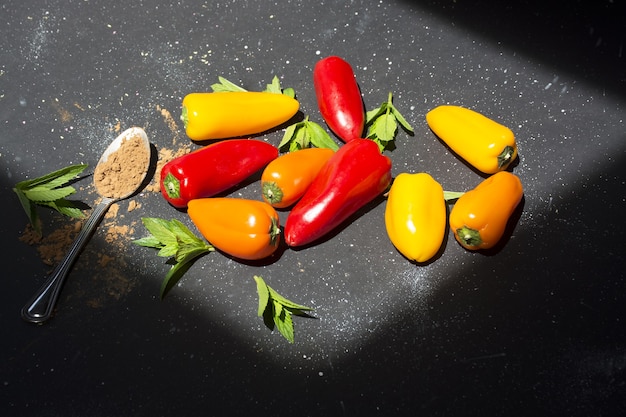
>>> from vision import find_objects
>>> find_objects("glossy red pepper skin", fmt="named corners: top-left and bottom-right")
top-left (160, 139), bottom-right (278, 208)
top-left (284, 139), bottom-right (392, 247)
top-left (313, 56), bottom-right (365, 142)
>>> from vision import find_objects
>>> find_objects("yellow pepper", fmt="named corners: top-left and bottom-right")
top-left (426, 105), bottom-right (518, 174)
top-left (181, 92), bottom-right (299, 141)
top-left (384, 172), bottom-right (447, 263)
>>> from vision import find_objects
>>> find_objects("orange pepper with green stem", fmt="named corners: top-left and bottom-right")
top-left (187, 198), bottom-right (281, 260)
top-left (426, 105), bottom-right (518, 174)
top-left (181, 92), bottom-right (299, 141)
top-left (449, 171), bottom-right (524, 250)
top-left (261, 147), bottom-right (335, 208)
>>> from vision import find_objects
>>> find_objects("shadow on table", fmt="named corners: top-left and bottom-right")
top-left (3, 134), bottom-right (625, 417)
top-left (403, 0), bottom-right (625, 97)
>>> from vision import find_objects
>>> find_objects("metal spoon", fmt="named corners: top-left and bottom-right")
top-left (21, 127), bottom-right (151, 324)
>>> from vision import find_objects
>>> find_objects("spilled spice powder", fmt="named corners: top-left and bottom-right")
top-left (94, 132), bottom-right (150, 199)
top-left (142, 105), bottom-right (191, 194)
top-left (19, 107), bottom-right (192, 309)
top-left (156, 104), bottom-right (182, 144)
top-left (127, 200), bottom-right (140, 212)
top-left (145, 145), bottom-right (191, 193)
top-left (101, 201), bottom-right (136, 245)
top-left (20, 220), bottom-right (85, 266)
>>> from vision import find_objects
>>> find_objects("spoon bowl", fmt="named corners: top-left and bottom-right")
top-left (94, 127), bottom-right (151, 200)
top-left (21, 127), bottom-right (151, 323)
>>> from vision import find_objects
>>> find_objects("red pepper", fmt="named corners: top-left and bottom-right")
top-left (284, 139), bottom-right (392, 246)
top-left (160, 139), bottom-right (278, 208)
top-left (313, 56), bottom-right (365, 142)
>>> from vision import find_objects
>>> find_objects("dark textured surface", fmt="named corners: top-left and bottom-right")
top-left (1, 1), bottom-right (625, 416)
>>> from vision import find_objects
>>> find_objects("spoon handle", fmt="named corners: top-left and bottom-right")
top-left (21, 197), bottom-right (116, 324)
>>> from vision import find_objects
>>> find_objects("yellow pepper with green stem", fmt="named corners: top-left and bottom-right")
top-left (426, 105), bottom-right (518, 174)
top-left (384, 172), bottom-right (448, 263)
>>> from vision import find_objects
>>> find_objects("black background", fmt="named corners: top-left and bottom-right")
top-left (1, 1), bottom-right (625, 416)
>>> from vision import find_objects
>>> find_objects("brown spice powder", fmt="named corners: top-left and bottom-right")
top-left (145, 145), bottom-right (191, 193)
top-left (19, 107), bottom-right (190, 308)
top-left (19, 220), bottom-right (85, 266)
top-left (93, 133), bottom-right (150, 199)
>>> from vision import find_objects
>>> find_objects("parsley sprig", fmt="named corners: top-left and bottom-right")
top-left (210, 76), bottom-right (248, 93)
top-left (263, 76), bottom-right (296, 98)
top-left (278, 116), bottom-right (339, 152)
top-left (211, 75), bottom-right (295, 98)
top-left (13, 164), bottom-right (88, 235)
top-left (212, 75), bottom-right (337, 152)
top-left (444, 191), bottom-right (465, 201)
top-left (366, 92), bottom-right (414, 151)
top-left (133, 217), bottom-right (214, 298)
top-left (254, 275), bottom-right (313, 343)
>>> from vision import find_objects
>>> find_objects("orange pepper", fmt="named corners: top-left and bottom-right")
top-left (181, 92), bottom-right (299, 141)
top-left (187, 198), bottom-right (281, 260)
top-left (449, 171), bottom-right (523, 250)
top-left (260, 147), bottom-right (335, 208)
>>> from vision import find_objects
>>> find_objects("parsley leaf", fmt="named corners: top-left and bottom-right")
top-left (210, 76), bottom-right (248, 92)
top-left (366, 92), bottom-right (414, 151)
top-left (444, 191), bottom-right (465, 201)
top-left (13, 164), bottom-right (88, 235)
top-left (211, 75), bottom-right (296, 98)
top-left (279, 116), bottom-right (339, 152)
top-left (264, 75), bottom-right (296, 98)
top-left (133, 218), bottom-right (214, 299)
top-left (254, 275), bottom-right (313, 343)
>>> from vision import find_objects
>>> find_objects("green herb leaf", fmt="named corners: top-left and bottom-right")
top-left (41, 200), bottom-right (85, 219)
top-left (15, 164), bottom-right (87, 189)
top-left (273, 302), bottom-right (295, 343)
top-left (211, 75), bottom-right (296, 98)
top-left (160, 247), bottom-right (209, 297)
top-left (13, 164), bottom-right (88, 235)
top-left (253, 275), bottom-right (313, 343)
top-left (307, 120), bottom-right (340, 150)
top-left (133, 236), bottom-right (162, 248)
top-left (210, 76), bottom-right (248, 92)
top-left (263, 75), bottom-right (296, 98)
top-left (264, 76), bottom-right (282, 94)
top-left (133, 217), bottom-right (214, 299)
top-left (366, 92), bottom-right (414, 151)
top-left (279, 117), bottom-right (339, 152)
top-left (282, 87), bottom-right (296, 99)
top-left (390, 103), bottom-right (414, 133)
top-left (139, 217), bottom-right (178, 247)
top-left (267, 287), bottom-right (313, 312)
top-left (254, 276), bottom-right (271, 317)
top-left (365, 106), bottom-right (386, 125)
top-left (443, 191), bottom-right (465, 201)
top-left (370, 113), bottom-right (398, 150)
top-left (22, 185), bottom-right (77, 203)
top-left (278, 123), bottom-right (298, 150)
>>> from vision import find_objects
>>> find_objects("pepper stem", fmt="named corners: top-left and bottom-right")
top-left (497, 145), bottom-right (515, 169)
top-left (262, 181), bottom-right (284, 205)
top-left (162, 172), bottom-right (181, 199)
top-left (456, 226), bottom-right (483, 248)
top-left (269, 217), bottom-right (281, 247)
top-left (180, 106), bottom-right (189, 129)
